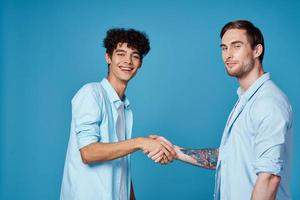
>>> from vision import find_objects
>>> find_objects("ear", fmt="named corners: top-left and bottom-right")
top-left (138, 60), bottom-right (143, 69)
top-left (105, 53), bottom-right (112, 65)
top-left (253, 44), bottom-right (263, 59)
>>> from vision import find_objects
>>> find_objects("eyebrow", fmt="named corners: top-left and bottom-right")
top-left (115, 49), bottom-right (140, 54)
top-left (220, 40), bottom-right (244, 47)
top-left (231, 41), bottom-right (244, 45)
top-left (115, 49), bottom-right (126, 53)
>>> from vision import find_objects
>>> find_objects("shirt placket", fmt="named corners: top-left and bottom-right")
top-left (220, 98), bottom-right (243, 200)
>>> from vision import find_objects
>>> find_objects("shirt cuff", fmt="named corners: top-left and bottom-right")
top-left (253, 157), bottom-right (283, 176)
top-left (76, 132), bottom-right (100, 149)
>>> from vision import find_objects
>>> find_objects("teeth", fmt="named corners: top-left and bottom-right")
top-left (120, 67), bottom-right (132, 71)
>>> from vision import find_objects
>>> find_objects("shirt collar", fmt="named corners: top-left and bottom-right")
top-left (237, 72), bottom-right (270, 101)
top-left (100, 78), bottom-right (130, 108)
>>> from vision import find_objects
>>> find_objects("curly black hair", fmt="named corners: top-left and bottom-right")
top-left (103, 28), bottom-right (150, 59)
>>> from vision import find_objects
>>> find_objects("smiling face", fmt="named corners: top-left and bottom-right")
top-left (221, 29), bottom-right (257, 78)
top-left (106, 43), bottom-right (142, 84)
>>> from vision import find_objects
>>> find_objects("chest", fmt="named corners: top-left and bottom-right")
top-left (221, 101), bottom-right (260, 163)
top-left (98, 99), bottom-right (133, 143)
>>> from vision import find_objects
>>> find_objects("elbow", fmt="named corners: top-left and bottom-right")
top-left (269, 175), bottom-right (281, 188)
top-left (268, 175), bottom-right (281, 196)
top-left (259, 173), bottom-right (281, 190)
top-left (81, 157), bottom-right (91, 165)
top-left (80, 147), bottom-right (93, 164)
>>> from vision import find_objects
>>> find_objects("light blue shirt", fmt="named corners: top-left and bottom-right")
top-left (60, 78), bottom-right (133, 200)
top-left (214, 73), bottom-right (293, 200)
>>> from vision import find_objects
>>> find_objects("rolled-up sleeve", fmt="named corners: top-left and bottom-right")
top-left (72, 84), bottom-right (102, 149)
top-left (251, 97), bottom-right (290, 176)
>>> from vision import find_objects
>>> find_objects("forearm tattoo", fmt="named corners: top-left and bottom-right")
top-left (180, 148), bottom-right (219, 170)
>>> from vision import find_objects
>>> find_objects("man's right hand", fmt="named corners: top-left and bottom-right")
top-left (138, 136), bottom-right (176, 164)
top-left (144, 135), bottom-right (177, 164)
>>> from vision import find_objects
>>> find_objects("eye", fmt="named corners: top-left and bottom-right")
top-left (221, 46), bottom-right (227, 51)
top-left (234, 44), bottom-right (241, 49)
top-left (132, 54), bottom-right (140, 59)
top-left (117, 53), bottom-right (125, 56)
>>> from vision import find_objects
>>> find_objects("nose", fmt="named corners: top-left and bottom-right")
top-left (224, 47), bottom-right (233, 61)
top-left (124, 54), bottom-right (133, 64)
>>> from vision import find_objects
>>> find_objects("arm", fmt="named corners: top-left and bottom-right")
top-left (148, 135), bottom-right (218, 168)
top-left (250, 97), bottom-right (291, 199)
top-left (73, 86), bottom-right (176, 164)
top-left (251, 173), bottom-right (281, 200)
top-left (80, 137), bottom-right (176, 164)
top-left (175, 146), bottom-right (218, 170)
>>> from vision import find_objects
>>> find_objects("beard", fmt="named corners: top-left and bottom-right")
top-left (225, 59), bottom-right (255, 78)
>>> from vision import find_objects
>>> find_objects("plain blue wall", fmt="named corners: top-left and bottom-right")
top-left (1, 0), bottom-right (299, 199)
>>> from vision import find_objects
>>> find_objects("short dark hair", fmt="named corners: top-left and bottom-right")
top-left (220, 20), bottom-right (265, 63)
top-left (103, 28), bottom-right (150, 59)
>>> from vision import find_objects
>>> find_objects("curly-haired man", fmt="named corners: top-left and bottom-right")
top-left (60, 28), bottom-right (176, 200)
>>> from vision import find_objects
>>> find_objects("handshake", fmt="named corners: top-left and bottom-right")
top-left (139, 135), bottom-right (179, 164)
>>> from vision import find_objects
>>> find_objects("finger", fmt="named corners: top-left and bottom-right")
top-left (147, 148), bottom-right (160, 158)
top-left (155, 156), bottom-right (163, 163)
top-left (143, 150), bottom-right (149, 154)
top-left (158, 155), bottom-right (167, 164)
top-left (160, 147), bottom-right (173, 162)
top-left (162, 155), bottom-right (169, 164)
top-left (158, 159), bottom-right (166, 164)
top-left (157, 136), bottom-right (173, 146)
top-left (159, 160), bottom-right (167, 165)
top-left (151, 150), bottom-right (164, 160)
top-left (162, 147), bottom-right (176, 162)
top-left (148, 134), bottom-right (159, 139)
top-left (160, 142), bottom-right (177, 159)
top-left (160, 141), bottom-right (173, 153)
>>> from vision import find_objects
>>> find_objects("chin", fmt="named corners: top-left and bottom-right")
top-left (119, 76), bottom-right (133, 82)
top-left (116, 72), bottom-right (131, 80)
top-left (226, 69), bottom-right (239, 77)
top-left (123, 73), bottom-right (137, 81)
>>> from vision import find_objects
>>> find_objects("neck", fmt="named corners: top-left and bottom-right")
top-left (107, 76), bottom-right (127, 99)
top-left (238, 62), bottom-right (264, 92)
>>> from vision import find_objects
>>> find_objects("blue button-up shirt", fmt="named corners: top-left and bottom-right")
top-left (214, 73), bottom-right (293, 200)
top-left (60, 78), bottom-right (133, 200)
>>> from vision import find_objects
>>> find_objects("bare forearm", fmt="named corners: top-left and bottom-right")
top-left (251, 173), bottom-right (280, 200)
top-left (80, 138), bottom-right (143, 164)
top-left (175, 146), bottom-right (218, 170)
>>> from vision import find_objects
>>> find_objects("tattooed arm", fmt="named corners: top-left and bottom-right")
top-left (174, 146), bottom-right (218, 170)
top-left (148, 135), bottom-right (218, 169)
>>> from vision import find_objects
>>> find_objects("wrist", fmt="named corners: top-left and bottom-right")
top-left (174, 145), bottom-right (183, 160)
top-left (134, 137), bottom-right (146, 150)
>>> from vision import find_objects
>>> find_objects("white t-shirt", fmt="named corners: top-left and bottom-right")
top-left (116, 102), bottom-right (128, 200)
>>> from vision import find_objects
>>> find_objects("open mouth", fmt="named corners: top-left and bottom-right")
top-left (119, 66), bottom-right (134, 72)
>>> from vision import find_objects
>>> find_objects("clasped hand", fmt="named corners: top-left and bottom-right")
top-left (142, 135), bottom-right (177, 164)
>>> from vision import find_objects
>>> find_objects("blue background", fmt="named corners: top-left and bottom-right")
top-left (1, 0), bottom-right (299, 199)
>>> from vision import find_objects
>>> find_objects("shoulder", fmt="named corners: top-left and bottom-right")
top-left (72, 82), bottom-right (104, 104)
top-left (255, 81), bottom-right (291, 109)
top-left (250, 80), bottom-right (292, 122)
